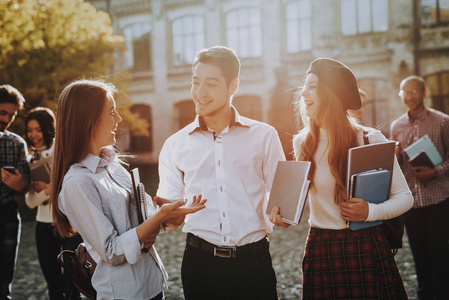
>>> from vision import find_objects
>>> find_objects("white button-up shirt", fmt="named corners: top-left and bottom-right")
top-left (157, 108), bottom-right (285, 246)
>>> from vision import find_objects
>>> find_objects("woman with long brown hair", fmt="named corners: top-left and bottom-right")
top-left (270, 58), bottom-right (413, 299)
top-left (50, 79), bottom-right (206, 299)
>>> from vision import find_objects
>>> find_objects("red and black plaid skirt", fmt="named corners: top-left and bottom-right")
top-left (302, 226), bottom-right (407, 299)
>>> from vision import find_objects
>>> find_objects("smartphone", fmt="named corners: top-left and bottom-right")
top-left (2, 166), bottom-right (16, 174)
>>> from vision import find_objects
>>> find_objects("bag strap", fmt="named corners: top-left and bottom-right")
top-left (363, 130), bottom-right (369, 145)
top-left (57, 250), bottom-right (76, 270)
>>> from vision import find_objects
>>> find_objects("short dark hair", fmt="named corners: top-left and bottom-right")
top-left (0, 84), bottom-right (25, 109)
top-left (193, 46), bottom-right (240, 87)
top-left (400, 75), bottom-right (426, 92)
top-left (25, 107), bottom-right (56, 148)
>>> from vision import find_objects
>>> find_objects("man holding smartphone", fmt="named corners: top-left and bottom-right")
top-left (0, 84), bottom-right (30, 300)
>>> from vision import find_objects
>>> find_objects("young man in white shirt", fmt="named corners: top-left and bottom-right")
top-left (156, 46), bottom-right (285, 300)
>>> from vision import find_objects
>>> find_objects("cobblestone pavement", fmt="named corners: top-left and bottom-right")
top-left (12, 207), bottom-right (417, 299)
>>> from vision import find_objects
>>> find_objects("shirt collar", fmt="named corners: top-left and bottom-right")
top-left (407, 106), bottom-right (429, 122)
top-left (79, 148), bottom-right (116, 174)
top-left (187, 106), bottom-right (251, 134)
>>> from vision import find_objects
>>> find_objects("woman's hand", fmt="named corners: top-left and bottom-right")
top-left (154, 195), bottom-right (206, 230)
top-left (158, 195), bottom-right (207, 221)
top-left (269, 206), bottom-right (291, 228)
top-left (137, 195), bottom-right (206, 247)
top-left (33, 181), bottom-right (48, 193)
top-left (339, 198), bottom-right (369, 222)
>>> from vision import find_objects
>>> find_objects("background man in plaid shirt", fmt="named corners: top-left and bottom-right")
top-left (391, 75), bottom-right (449, 300)
top-left (0, 85), bottom-right (30, 300)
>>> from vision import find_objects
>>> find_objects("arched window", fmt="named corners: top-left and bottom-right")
top-left (426, 72), bottom-right (449, 115)
top-left (226, 7), bottom-right (262, 58)
top-left (174, 100), bottom-right (196, 130)
top-left (172, 15), bottom-right (205, 66)
top-left (358, 79), bottom-right (390, 134)
top-left (130, 104), bottom-right (153, 152)
top-left (232, 95), bottom-right (262, 121)
top-left (341, 0), bottom-right (388, 35)
top-left (285, 0), bottom-right (312, 53)
top-left (123, 22), bottom-right (152, 71)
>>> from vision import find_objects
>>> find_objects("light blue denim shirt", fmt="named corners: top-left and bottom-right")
top-left (59, 149), bottom-right (167, 299)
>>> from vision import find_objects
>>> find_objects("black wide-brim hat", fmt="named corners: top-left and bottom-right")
top-left (307, 58), bottom-right (361, 110)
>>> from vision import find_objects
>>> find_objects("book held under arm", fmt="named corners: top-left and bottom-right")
top-left (349, 169), bottom-right (391, 230)
top-left (347, 141), bottom-right (395, 230)
top-left (266, 161), bottom-right (311, 225)
top-left (130, 168), bottom-right (148, 225)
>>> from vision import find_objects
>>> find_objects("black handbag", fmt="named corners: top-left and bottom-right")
top-left (363, 131), bottom-right (405, 255)
top-left (57, 243), bottom-right (97, 299)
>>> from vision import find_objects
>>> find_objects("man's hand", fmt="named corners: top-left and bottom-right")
top-left (412, 166), bottom-right (437, 182)
top-left (1, 168), bottom-right (28, 193)
top-left (339, 198), bottom-right (369, 222)
top-left (269, 206), bottom-right (290, 228)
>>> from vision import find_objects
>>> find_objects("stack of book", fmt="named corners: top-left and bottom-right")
top-left (346, 141), bottom-right (396, 230)
top-left (404, 134), bottom-right (443, 168)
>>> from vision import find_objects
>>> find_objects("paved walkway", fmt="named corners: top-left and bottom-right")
top-left (12, 208), bottom-right (417, 299)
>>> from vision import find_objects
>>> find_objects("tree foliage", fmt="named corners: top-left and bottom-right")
top-left (0, 0), bottom-right (149, 137)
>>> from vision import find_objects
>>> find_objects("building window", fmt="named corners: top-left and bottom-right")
top-left (226, 7), bottom-right (262, 58)
top-left (172, 15), bottom-right (205, 66)
top-left (358, 79), bottom-right (390, 134)
top-left (174, 100), bottom-right (196, 130)
top-left (285, 0), bottom-right (312, 53)
top-left (426, 72), bottom-right (449, 115)
top-left (130, 104), bottom-right (153, 152)
top-left (421, 0), bottom-right (449, 26)
top-left (341, 0), bottom-right (388, 36)
top-left (123, 23), bottom-right (152, 71)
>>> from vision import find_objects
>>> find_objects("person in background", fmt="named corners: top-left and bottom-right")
top-left (348, 88), bottom-right (367, 123)
top-left (156, 46), bottom-right (285, 300)
top-left (270, 58), bottom-right (413, 299)
top-left (0, 84), bottom-right (30, 300)
top-left (24, 107), bottom-right (82, 299)
top-left (390, 75), bottom-right (449, 300)
top-left (50, 79), bottom-right (206, 299)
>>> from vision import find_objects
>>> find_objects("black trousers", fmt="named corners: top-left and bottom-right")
top-left (405, 198), bottom-right (449, 300)
top-left (35, 222), bottom-right (83, 300)
top-left (181, 234), bottom-right (278, 300)
top-left (0, 202), bottom-right (20, 300)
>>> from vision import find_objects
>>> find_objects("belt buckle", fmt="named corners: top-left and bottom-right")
top-left (214, 246), bottom-right (236, 258)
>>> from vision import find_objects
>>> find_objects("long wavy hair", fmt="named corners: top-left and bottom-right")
top-left (294, 79), bottom-right (362, 204)
top-left (50, 79), bottom-right (117, 237)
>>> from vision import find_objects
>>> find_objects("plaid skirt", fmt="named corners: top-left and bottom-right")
top-left (302, 226), bottom-right (407, 300)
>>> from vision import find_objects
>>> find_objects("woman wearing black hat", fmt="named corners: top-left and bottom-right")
top-left (270, 58), bottom-right (413, 299)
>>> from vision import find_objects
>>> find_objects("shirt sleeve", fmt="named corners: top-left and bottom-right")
top-left (156, 138), bottom-right (185, 201)
top-left (263, 128), bottom-right (286, 194)
top-left (15, 138), bottom-right (30, 186)
top-left (365, 130), bottom-right (414, 221)
top-left (434, 118), bottom-right (449, 177)
top-left (59, 175), bottom-right (142, 266)
top-left (25, 188), bottom-right (49, 209)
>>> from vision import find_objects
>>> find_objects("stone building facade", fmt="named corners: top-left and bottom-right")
top-left (88, 0), bottom-right (449, 163)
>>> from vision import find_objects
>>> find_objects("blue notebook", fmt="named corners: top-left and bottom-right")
top-left (349, 168), bottom-right (391, 231)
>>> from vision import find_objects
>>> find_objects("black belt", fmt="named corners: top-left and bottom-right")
top-left (186, 233), bottom-right (269, 259)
